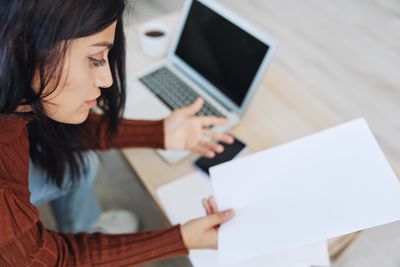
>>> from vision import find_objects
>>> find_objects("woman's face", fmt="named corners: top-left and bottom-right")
top-left (38, 22), bottom-right (117, 124)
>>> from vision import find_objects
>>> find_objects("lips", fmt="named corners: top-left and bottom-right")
top-left (85, 97), bottom-right (98, 108)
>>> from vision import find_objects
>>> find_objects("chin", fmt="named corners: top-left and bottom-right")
top-left (73, 110), bottom-right (91, 124)
top-left (49, 110), bottom-right (91, 124)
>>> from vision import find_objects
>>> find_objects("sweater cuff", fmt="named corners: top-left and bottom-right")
top-left (167, 224), bottom-right (189, 256)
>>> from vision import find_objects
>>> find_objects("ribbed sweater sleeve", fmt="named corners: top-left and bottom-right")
top-left (82, 113), bottom-right (165, 150)
top-left (0, 188), bottom-right (188, 266)
top-left (0, 115), bottom-right (189, 266)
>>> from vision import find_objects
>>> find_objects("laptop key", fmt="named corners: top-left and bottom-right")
top-left (139, 67), bottom-right (226, 119)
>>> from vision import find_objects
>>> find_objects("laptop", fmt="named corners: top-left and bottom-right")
top-left (125, 0), bottom-right (277, 164)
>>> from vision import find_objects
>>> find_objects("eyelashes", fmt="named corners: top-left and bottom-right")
top-left (89, 57), bottom-right (107, 67)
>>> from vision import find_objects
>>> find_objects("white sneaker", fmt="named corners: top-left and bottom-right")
top-left (91, 209), bottom-right (139, 234)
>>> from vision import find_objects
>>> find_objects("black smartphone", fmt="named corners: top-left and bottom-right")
top-left (194, 136), bottom-right (246, 176)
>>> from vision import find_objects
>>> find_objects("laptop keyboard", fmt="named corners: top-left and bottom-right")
top-left (139, 67), bottom-right (225, 117)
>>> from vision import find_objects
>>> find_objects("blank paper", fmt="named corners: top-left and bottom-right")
top-left (210, 119), bottom-right (400, 266)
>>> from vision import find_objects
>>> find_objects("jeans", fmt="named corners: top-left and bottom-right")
top-left (29, 151), bottom-right (101, 233)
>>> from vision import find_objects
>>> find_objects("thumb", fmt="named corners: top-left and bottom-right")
top-left (205, 209), bottom-right (235, 228)
top-left (182, 97), bottom-right (204, 115)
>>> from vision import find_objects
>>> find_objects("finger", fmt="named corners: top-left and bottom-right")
top-left (200, 116), bottom-right (229, 127)
top-left (203, 129), bottom-right (234, 144)
top-left (208, 196), bottom-right (219, 213)
top-left (205, 196), bottom-right (217, 214)
top-left (198, 140), bottom-right (224, 154)
top-left (192, 144), bottom-right (215, 158)
top-left (202, 198), bottom-right (212, 215)
top-left (206, 198), bottom-right (216, 215)
top-left (207, 199), bottom-right (220, 231)
top-left (203, 199), bottom-right (212, 215)
top-left (181, 97), bottom-right (204, 116)
top-left (205, 209), bottom-right (235, 228)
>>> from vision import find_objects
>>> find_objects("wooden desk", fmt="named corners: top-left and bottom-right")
top-left (122, 13), bottom-right (355, 260)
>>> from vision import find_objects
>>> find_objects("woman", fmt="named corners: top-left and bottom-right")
top-left (0, 0), bottom-right (234, 266)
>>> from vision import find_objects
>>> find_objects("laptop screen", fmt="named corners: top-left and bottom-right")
top-left (174, 0), bottom-right (269, 107)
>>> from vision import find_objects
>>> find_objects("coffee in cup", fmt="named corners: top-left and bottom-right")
top-left (145, 30), bottom-right (165, 37)
top-left (138, 21), bottom-right (170, 58)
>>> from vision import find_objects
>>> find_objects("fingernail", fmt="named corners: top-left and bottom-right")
top-left (224, 210), bottom-right (234, 217)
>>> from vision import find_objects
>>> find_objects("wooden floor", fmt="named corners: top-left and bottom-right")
top-left (127, 0), bottom-right (400, 266)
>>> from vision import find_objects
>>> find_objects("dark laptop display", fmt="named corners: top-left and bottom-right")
top-left (175, 0), bottom-right (269, 107)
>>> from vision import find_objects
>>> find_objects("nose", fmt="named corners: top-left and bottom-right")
top-left (94, 63), bottom-right (113, 88)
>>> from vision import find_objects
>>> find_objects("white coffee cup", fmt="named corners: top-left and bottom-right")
top-left (138, 21), bottom-right (170, 58)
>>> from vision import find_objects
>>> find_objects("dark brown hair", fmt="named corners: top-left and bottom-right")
top-left (0, 0), bottom-right (126, 187)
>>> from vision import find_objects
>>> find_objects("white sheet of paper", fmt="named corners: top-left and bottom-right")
top-left (210, 119), bottom-right (400, 266)
top-left (157, 172), bottom-right (330, 267)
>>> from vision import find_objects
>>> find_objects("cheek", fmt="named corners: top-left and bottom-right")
top-left (42, 69), bottom-right (94, 124)
top-left (66, 64), bottom-right (94, 100)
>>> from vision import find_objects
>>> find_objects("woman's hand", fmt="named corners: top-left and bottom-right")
top-left (180, 196), bottom-right (234, 249)
top-left (180, 209), bottom-right (234, 250)
top-left (164, 98), bottom-right (234, 158)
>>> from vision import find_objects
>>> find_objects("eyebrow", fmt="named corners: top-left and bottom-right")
top-left (91, 41), bottom-right (114, 49)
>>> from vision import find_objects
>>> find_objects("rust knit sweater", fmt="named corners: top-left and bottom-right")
top-left (0, 113), bottom-right (189, 266)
